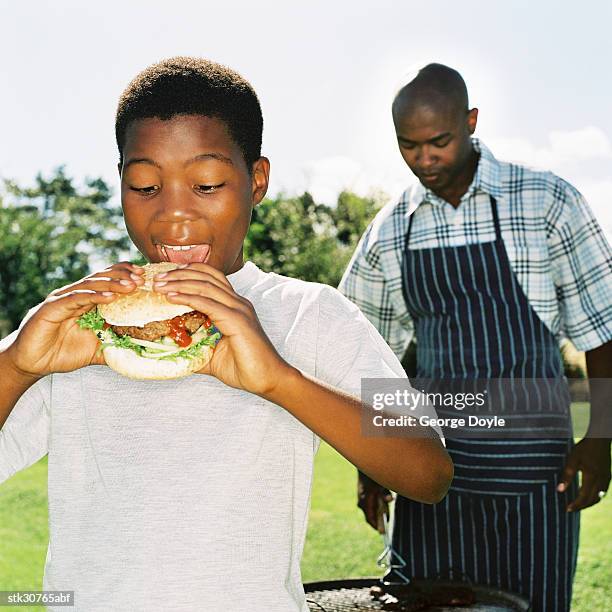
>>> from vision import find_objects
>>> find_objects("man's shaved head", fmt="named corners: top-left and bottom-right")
top-left (391, 63), bottom-right (479, 205)
top-left (392, 63), bottom-right (469, 121)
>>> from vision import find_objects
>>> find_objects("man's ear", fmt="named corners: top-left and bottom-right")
top-left (251, 156), bottom-right (270, 206)
top-left (467, 108), bottom-right (478, 135)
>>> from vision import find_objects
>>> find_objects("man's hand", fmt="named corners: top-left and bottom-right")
top-left (152, 263), bottom-right (289, 395)
top-left (558, 438), bottom-right (611, 512)
top-left (6, 262), bottom-right (144, 378)
top-left (358, 471), bottom-right (394, 533)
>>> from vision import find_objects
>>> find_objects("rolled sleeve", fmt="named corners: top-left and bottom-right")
top-left (338, 223), bottom-right (412, 361)
top-left (547, 179), bottom-right (612, 351)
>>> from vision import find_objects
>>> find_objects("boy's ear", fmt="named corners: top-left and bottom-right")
top-left (251, 157), bottom-right (270, 206)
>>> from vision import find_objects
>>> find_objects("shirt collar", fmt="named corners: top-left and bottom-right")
top-left (227, 260), bottom-right (261, 293)
top-left (406, 138), bottom-right (503, 211)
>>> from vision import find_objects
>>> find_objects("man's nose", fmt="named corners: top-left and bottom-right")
top-left (416, 145), bottom-right (437, 169)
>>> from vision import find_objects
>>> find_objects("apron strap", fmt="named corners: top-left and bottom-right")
top-left (489, 195), bottom-right (502, 242)
top-left (405, 205), bottom-right (416, 250)
top-left (406, 195), bottom-right (501, 249)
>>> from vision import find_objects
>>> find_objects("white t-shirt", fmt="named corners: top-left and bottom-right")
top-left (0, 262), bottom-right (408, 612)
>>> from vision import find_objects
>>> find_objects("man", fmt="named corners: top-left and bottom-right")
top-left (339, 63), bottom-right (611, 611)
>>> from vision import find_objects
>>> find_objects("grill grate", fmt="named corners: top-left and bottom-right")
top-left (304, 579), bottom-right (531, 612)
top-left (306, 585), bottom-right (390, 611)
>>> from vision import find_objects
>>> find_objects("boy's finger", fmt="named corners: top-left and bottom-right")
top-left (154, 279), bottom-right (245, 310)
top-left (58, 289), bottom-right (119, 308)
top-left (93, 267), bottom-right (145, 282)
top-left (106, 261), bottom-right (144, 274)
top-left (89, 263), bottom-right (142, 282)
top-left (53, 268), bottom-right (144, 297)
top-left (172, 263), bottom-right (232, 289)
top-left (43, 290), bottom-right (118, 322)
top-left (89, 265), bottom-right (145, 284)
top-left (53, 277), bottom-right (140, 297)
top-left (163, 293), bottom-right (235, 328)
top-left (153, 268), bottom-right (232, 294)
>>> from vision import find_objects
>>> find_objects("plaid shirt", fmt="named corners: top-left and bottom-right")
top-left (338, 139), bottom-right (612, 358)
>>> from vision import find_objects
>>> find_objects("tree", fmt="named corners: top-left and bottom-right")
top-left (245, 190), bottom-right (384, 288)
top-left (245, 192), bottom-right (346, 286)
top-left (332, 190), bottom-right (384, 247)
top-left (0, 167), bottom-right (130, 333)
top-left (4, 166), bottom-right (130, 262)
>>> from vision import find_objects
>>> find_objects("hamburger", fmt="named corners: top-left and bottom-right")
top-left (77, 262), bottom-right (221, 380)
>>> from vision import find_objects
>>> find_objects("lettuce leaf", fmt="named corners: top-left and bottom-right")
top-left (158, 332), bottom-right (221, 361)
top-left (77, 307), bottom-right (221, 361)
top-left (77, 308), bottom-right (105, 331)
top-left (103, 330), bottom-right (145, 355)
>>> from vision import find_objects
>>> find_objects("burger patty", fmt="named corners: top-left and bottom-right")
top-left (111, 311), bottom-right (207, 342)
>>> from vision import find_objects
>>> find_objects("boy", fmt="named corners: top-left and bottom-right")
top-left (0, 57), bottom-right (452, 611)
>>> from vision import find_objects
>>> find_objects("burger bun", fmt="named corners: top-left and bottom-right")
top-left (103, 342), bottom-right (213, 381)
top-left (98, 262), bottom-right (193, 326)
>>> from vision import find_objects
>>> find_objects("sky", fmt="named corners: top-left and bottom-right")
top-left (2, 1), bottom-right (611, 239)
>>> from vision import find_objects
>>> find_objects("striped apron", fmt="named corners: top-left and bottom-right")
top-left (391, 196), bottom-right (580, 611)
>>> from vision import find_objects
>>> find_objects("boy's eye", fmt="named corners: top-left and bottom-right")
top-left (130, 185), bottom-right (159, 194)
top-left (195, 184), bottom-right (224, 193)
top-left (433, 139), bottom-right (451, 148)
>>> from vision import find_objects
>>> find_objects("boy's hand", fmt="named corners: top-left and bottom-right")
top-left (153, 263), bottom-right (289, 395)
top-left (6, 262), bottom-right (144, 379)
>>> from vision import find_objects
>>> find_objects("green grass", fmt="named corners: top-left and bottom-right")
top-left (303, 441), bottom-right (383, 581)
top-left (0, 458), bottom-right (48, 612)
top-left (0, 404), bottom-right (609, 610)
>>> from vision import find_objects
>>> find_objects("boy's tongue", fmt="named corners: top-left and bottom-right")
top-left (165, 244), bottom-right (210, 264)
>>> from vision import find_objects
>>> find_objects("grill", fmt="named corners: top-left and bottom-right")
top-left (304, 578), bottom-right (531, 612)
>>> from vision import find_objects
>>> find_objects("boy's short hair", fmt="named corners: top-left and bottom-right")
top-left (115, 56), bottom-right (263, 169)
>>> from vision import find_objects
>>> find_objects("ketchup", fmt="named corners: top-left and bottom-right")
top-left (168, 315), bottom-right (192, 347)
top-left (102, 322), bottom-right (111, 330)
